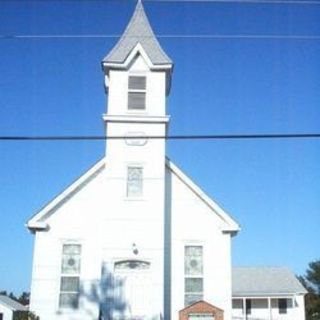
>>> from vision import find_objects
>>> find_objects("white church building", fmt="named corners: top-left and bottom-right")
top-left (27, 2), bottom-right (307, 320)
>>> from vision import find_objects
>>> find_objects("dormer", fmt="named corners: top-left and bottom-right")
top-left (102, 1), bottom-right (173, 117)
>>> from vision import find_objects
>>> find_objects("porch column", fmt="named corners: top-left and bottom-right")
top-left (292, 296), bottom-right (296, 320)
top-left (268, 298), bottom-right (272, 320)
top-left (243, 298), bottom-right (246, 320)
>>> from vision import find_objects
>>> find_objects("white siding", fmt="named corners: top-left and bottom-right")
top-left (107, 55), bottom-right (166, 117)
top-left (169, 167), bottom-right (233, 320)
top-left (0, 304), bottom-right (13, 320)
top-left (232, 297), bottom-right (306, 320)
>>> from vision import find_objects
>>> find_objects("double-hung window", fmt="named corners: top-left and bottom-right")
top-left (184, 245), bottom-right (203, 306)
top-left (278, 298), bottom-right (287, 314)
top-left (245, 299), bottom-right (252, 315)
top-left (127, 166), bottom-right (143, 198)
top-left (59, 244), bottom-right (81, 309)
top-left (128, 76), bottom-right (146, 110)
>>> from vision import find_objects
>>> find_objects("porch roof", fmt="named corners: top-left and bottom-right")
top-left (232, 267), bottom-right (307, 297)
top-left (0, 295), bottom-right (28, 311)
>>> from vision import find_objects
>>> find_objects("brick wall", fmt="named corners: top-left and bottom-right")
top-left (179, 300), bottom-right (224, 320)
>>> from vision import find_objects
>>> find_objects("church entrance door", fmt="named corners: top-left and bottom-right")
top-left (114, 260), bottom-right (152, 319)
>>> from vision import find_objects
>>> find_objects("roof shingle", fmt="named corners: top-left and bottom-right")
top-left (0, 295), bottom-right (28, 311)
top-left (103, 1), bottom-right (172, 66)
top-left (232, 267), bottom-right (307, 296)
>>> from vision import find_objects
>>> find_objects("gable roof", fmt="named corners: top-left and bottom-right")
top-left (179, 300), bottom-right (224, 314)
top-left (166, 158), bottom-right (240, 234)
top-left (103, 1), bottom-right (172, 66)
top-left (27, 157), bottom-right (239, 234)
top-left (0, 295), bottom-right (28, 311)
top-left (27, 158), bottom-right (106, 231)
top-left (232, 267), bottom-right (307, 296)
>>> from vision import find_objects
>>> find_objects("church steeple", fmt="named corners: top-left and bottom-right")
top-left (102, 0), bottom-right (173, 95)
top-left (101, 4), bottom-right (171, 317)
top-left (103, 0), bottom-right (172, 66)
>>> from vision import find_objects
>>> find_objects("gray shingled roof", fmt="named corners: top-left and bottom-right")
top-left (232, 267), bottom-right (307, 296)
top-left (103, 0), bottom-right (172, 66)
top-left (0, 295), bottom-right (28, 311)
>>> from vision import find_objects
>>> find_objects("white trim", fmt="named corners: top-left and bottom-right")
top-left (57, 242), bottom-right (83, 312)
top-left (26, 157), bottom-right (240, 234)
top-left (0, 301), bottom-right (15, 311)
top-left (103, 43), bottom-right (173, 72)
top-left (166, 158), bottom-right (240, 234)
top-left (26, 159), bottom-right (106, 231)
top-left (103, 114), bottom-right (170, 124)
top-left (232, 295), bottom-right (298, 299)
top-left (184, 244), bottom-right (204, 306)
top-left (0, 300), bottom-right (26, 312)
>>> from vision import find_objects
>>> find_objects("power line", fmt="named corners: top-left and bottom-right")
top-left (1, 34), bottom-right (320, 40)
top-left (1, 133), bottom-right (320, 141)
top-left (147, 0), bottom-right (320, 3)
top-left (148, 0), bottom-right (320, 3)
top-left (1, 0), bottom-right (320, 3)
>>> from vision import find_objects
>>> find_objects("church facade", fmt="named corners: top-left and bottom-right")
top-left (27, 2), bottom-right (306, 320)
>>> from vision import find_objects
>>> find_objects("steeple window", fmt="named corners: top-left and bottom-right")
top-left (128, 76), bottom-right (146, 110)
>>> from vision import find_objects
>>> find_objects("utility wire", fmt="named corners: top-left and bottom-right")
top-left (1, 0), bottom-right (320, 3)
top-left (1, 34), bottom-right (320, 40)
top-left (1, 133), bottom-right (320, 141)
top-left (147, 0), bottom-right (320, 3)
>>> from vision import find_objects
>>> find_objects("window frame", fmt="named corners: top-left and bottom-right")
top-left (58, 243), bottom-right (82, 310)
top-left (184, 245), bottom-right (204, 307)
top-left (127, 75), bottom-right (147, 111)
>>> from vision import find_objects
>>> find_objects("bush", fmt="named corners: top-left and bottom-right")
top-left (13, 311), bottom-right (39, 320)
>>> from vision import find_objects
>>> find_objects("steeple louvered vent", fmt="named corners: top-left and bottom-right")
top-left (128, 75), bottom-right (147, 110)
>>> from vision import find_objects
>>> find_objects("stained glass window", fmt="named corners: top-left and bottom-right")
top-left (59, 244), bottom-right (81, 309)
top-left (61, 244), bottom-right (81, 274)
top-left (184, 245), bottom-right (203, 307)
top-left (185, 246), bottom-right (203, 275)
top-left (127, 167), bottom-right (143, 197)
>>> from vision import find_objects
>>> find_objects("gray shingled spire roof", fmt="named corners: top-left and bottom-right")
top-left (232, 267), bottom-right (307, 296)
top-left (103, 0), bottom-right (172, 66)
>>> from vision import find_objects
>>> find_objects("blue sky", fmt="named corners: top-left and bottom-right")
top-left (0, 0), bottom-right (319, 295)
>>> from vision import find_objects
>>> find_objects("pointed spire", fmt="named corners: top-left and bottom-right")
top-left (103, 0), bottom-right (172, 66)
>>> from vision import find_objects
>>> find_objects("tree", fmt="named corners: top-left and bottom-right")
top-left (0, 291), bottom-right (38, 319)
top-left (17, 292), bottom-right (30, 306)
top-left (300, 260), bottom-right (320, 320)
top-left (12, 311), bottom-right (39, 320)
top-left (306, 261), bottom-right (320, 295)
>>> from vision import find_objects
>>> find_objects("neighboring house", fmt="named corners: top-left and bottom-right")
top-left (26, 1), bottom-right (306, 320)
top-left (0, 295), bottom-right (28, 320)
top-left (232, 267), bottom-right (307, 320)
